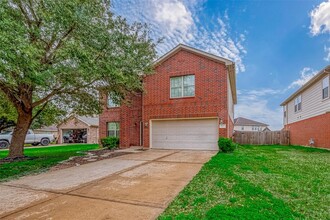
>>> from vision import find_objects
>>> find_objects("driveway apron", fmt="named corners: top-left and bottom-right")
top-left (0, 149), bottom-right (217, 220)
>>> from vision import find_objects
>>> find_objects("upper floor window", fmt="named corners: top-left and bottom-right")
top-left (170, 75), bottom-right (195, 98)
top-left (252, 126), bottom-right (259, 131)
top-left (107, 94), bottom-right (120, 108)
top-left (294, 95), bottom-right (302, 112)
top-left (322, 76), bottom-right (329, 99)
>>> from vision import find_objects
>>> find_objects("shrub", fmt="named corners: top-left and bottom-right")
top-left (218, 137), bottom-right (236, 153)
top-left (101, 137), bottom-right (119, 150)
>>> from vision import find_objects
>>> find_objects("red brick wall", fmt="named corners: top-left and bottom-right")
top-left (142, 49), bottom-right (229, 147)
top-left (285, 113), bottom-right (330, 149)
top-left (99, 93), bottom-right (142, 148)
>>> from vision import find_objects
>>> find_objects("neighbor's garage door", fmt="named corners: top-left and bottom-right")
top-left (151, 118), bottom-right (218, 150)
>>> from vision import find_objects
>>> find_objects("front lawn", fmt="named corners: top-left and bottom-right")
top-left (159, 145), bottom-right (330, 219)
top-left (0, 144), bottom-right (99, 182)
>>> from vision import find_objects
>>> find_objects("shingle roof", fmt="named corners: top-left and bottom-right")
top-left (155, 44), bottom-right (234, 66)
top-left (281, 65), bottom-right (330, 106)
top-left (77, 116), bottom-right (99, 127)
top-left (234, 117), bottom-right (269, 126)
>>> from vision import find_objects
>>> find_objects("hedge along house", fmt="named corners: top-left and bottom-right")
top-left (58, 116), bottom-right (99, 144)
top-left (99, 44), bottom-right (237, 150)
top-left (281, 65), bottom-right (330, 149)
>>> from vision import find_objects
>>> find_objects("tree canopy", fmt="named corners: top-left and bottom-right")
top-left (0, 0), bottom-right (157, 157)
top-left (0, 92), bottom-right (16, 132)
top-left (0, 92), bottom-right (64, 130)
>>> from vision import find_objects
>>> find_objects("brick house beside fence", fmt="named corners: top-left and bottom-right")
top-left (99, 44), bottom-right (237, 150)
top-left (281, 65), bottom-right (330, 149)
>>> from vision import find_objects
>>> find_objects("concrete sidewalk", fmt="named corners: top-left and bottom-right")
top-left (0, 149), bottom-right (216, 220)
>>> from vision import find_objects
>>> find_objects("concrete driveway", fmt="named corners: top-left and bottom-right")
top-left (0, 149), bottom-right (216, 220)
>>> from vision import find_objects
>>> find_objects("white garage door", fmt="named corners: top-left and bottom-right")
top-left (151, 118), bottom-right (218, 150)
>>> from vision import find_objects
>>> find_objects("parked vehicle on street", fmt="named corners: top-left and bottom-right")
top-left (0, 129), bottom-right (55, 149)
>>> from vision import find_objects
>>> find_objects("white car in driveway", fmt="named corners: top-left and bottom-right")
top-left (0, 129), bottom-right (55, 149)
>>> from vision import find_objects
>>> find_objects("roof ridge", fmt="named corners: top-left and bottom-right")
top-left (281, 65), bottom-right (330, 106)
top-left (234, 117), bottom-right (269, 126)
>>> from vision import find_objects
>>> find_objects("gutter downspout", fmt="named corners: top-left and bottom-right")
top-left (140, 121), bottom-right (143, 146)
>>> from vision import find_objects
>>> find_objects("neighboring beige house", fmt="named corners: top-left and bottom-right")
top-left (281, 65), bottom-right (330, 149)
top-left (57, 116), bottom-right (99, 144)
top-left (234, 117), bottom-right (270, 131)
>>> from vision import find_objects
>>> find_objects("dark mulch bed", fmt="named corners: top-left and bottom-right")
top-left (0, 156), bottom-right (37, 165)
top-left (49, 149), bottom-right (132, 171)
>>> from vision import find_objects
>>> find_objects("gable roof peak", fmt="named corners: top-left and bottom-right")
top-left (155, 44), bottom-right (234, 66)
top-left (154, 44), bottom-right (237, 104)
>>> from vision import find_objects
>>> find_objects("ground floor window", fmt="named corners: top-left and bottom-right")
top-left (107, 122), bottom-right (120, 137)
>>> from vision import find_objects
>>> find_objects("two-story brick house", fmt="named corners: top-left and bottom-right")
top-left (281, 65), bottom-right (330, 149)
top-left (99, 44), bottom-right (237, 150)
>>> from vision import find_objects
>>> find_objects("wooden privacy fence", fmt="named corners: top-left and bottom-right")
top-left (233, 131), bottom-right (290, 145)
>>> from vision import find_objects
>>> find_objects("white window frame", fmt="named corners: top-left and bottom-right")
top-left (170, 75), bottom-right (195, 98)
top-left (107, 122), bottom-right (120, 137)
top-left (107, 94), bottom-right (120, 108)
top-left (322, 75), bottom-right (329, 100)
top-left (294, 95), bottom-right (302, 113)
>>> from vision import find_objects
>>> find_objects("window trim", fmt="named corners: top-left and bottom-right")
top-left (294, 95), bottom-right (302, 113)
top-left (322, 75), bottom-right (329, 100)
top-left (107, 94), bottom-right (120, 108)
top-left (170, 75), bottom-right (195, 99)
top-left (107, 122), bottom-right (120, 138)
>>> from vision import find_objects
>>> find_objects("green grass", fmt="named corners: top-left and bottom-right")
top-left (0, 144), bottom-right (99, 182)
top-left (159, 145), bottom-right (330, 220)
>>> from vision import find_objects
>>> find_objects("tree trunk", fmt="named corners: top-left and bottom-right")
top-left (8, 109), bottom-right (33, 158)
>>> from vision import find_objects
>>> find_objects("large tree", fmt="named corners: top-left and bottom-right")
top-left (0, 0), bottom-right (157, 158)
top-left (0, 92), bottom-right (64, 131)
